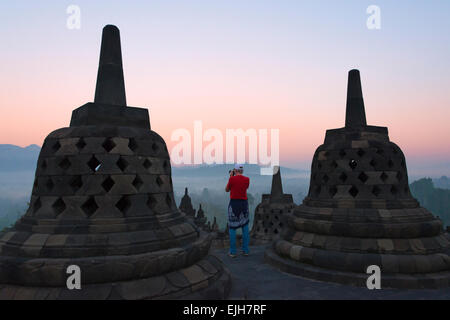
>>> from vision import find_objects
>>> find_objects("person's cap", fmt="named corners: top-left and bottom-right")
top-left (234, 164), bottom-right (243, 170)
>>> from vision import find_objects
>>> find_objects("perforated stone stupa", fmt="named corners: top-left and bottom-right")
top-left (265, 70), bottom-right (450, 289)
top-left (251, 167), bottom-right (294, 244)
top-left (0, 25), bottom-right (230, 299)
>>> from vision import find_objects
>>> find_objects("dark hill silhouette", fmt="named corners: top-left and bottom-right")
top-left (410, 178), bottom-right (450, 226)
top-left (434, 176), bottom-right (450, 190)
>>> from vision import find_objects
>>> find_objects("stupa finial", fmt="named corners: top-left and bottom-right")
top-left (94, 25), bottom-right (126, 106)
top-left (345, 69), bottom-right (367, 128)
top-left (270, 166), bottom-right (283, 200)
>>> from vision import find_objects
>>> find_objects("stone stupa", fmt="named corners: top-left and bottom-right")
top-left (0, 25), bottom-right (230, 299)
top-left (211, 217), bottom-right (219, 232)
top-left (179, 188), bottom-right (196, 218)
top-left (265, 70), bottom-right (450, 288)
top-left (250, 166), bottom-right (294, 244)
top-left (194, 204), bottom-right (207, 230)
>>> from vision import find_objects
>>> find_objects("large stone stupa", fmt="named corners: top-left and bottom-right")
top-left (250, 166), bottom-right (294, 244)
top-left (265, 70), bottom-right (450, 289)
top-left (0, 25), bottom-right (230, 299)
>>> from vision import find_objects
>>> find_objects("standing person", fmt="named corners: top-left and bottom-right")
top-left (225, 164), bottom-right (250, 258)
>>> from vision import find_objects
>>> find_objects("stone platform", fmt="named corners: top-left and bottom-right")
top-left (213, 245), bottom-right (450, 300)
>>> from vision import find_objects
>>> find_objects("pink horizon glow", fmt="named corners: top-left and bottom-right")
top-left (0, 1), bottom-right (449, 176)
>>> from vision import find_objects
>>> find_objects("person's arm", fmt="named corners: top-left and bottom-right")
top-left (246, 177), bottom-right (250, 189)
top-left (225, 177), bottom-right (231, 192)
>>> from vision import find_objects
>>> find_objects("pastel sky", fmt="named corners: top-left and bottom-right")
top-left (0, 1), bottom-right (449, 176)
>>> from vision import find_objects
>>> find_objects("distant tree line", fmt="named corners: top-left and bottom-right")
top-left (410, 178), bottom-right (450, 227)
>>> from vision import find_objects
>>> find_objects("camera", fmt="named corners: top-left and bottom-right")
top-left (228, 169), bottom-right (236, 176)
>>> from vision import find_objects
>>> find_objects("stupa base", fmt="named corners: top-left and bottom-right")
top-left (250, 237), bottom-right (272, 246)
top-left (265, 247), bottom-right (450, 289)
top-left (0, 254), bottom-right (231, 300)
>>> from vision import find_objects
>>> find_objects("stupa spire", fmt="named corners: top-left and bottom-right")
top-left (345, 69), bottom-right (367, 128)
top-left (94, 25), bottom-right (126, 106)
top-left (270, 166), bottom-right (283, 201)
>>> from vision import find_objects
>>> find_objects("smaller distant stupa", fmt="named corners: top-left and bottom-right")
top-left (210, 220), bottom-right (238, 249)
top-left (194, 204), bottom-right (207, 229)
top-left (179, 187), bottom-right (196, 217)
top-left (251, 166), bottom-right (294, 244)
top-left (211, 217), bottom-right (219, 232)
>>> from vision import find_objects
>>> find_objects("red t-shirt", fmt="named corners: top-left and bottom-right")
top-left (226, 175), bottom-right (250, 200)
